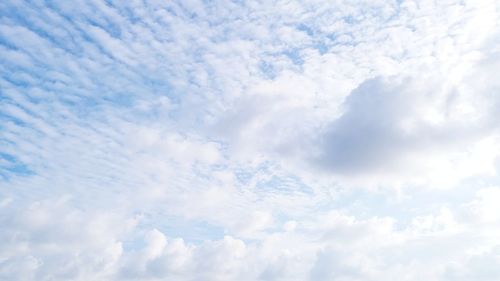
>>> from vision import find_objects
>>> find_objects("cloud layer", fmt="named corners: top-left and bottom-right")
top-left (1, 0), bottom-right (500, 280)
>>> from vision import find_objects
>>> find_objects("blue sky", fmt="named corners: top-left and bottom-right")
top-left (1, 0), bottom-right (500, 280)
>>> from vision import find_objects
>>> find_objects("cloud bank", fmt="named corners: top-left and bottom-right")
top-left (1, 0), bottom-right (500, 280)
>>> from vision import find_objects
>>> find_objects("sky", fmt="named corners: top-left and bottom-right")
top-left (1, 0), bottom-right (500, 280)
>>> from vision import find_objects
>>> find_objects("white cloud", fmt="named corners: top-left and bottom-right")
top-left (1, 0), bottom-right (500, 280)
top-left (311, 72), bottom-right (499, 186)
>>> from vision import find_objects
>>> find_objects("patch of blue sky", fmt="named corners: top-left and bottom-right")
top-left (326, 32), bottom-right (356, 47)
top-left (0, 152), bottom-right (34, 180)
top-left (0, 110), bottom-right (27, 127)
top-left (259, 60), bottom-right (277, 79)
top-left (326, 32), bottom-right (339, 42)
top-left (295, 23), bottom-right (341, 54)
top-left (313, 41), bottom-right (329, 55)
top-left (118, 3), bottom-right (149, 25)
top-left (385, 1), bottom-right (404, 23)
top-left (0, 9), bottom-right (79, 56)
top-left (88, 14), bottom-right (124, 38)
top-left (296, 23), bottom-right (314, 36)
top-left (1, 67), bottom-right (47, 93)
top-left (0, 78), bottom-right (28, 94)
top-left (0, 34), bottom-right (23, 54)
top-left (101, 91), bottom-right (137, 108)
top-left (283, 48), bottom-right (304, 66)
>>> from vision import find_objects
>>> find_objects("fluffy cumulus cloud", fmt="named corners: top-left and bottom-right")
top-left (1, 0), bottom-right (500, 280)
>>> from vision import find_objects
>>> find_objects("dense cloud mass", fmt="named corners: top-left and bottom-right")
top-left (315, 73), bottom-right (498, 179)
top-left (1, 0), bottom-right (500, 280)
